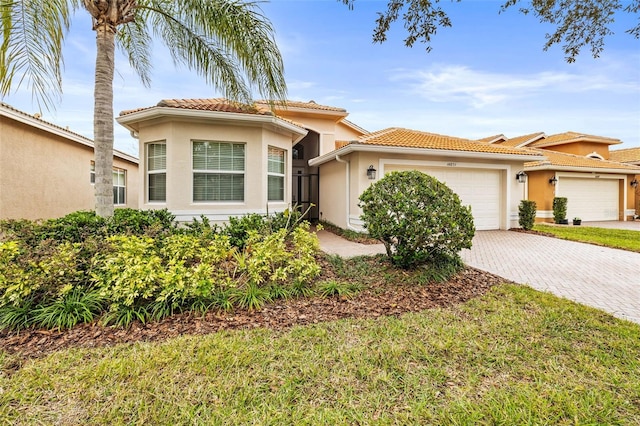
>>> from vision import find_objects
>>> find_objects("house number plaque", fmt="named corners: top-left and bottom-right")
top-left (446, 162), bottom-right (457, 167)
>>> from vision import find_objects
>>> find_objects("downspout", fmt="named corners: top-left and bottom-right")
top-left (335, 155), bottom-right (359, 231)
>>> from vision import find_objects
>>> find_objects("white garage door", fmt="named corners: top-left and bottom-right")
top-left (557, 177), bottom-right (619, 221)
top-left (385, 166), bottom-right (501, 230)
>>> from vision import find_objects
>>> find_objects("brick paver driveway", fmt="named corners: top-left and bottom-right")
top-left (461, 231), bottom-right (640, 324)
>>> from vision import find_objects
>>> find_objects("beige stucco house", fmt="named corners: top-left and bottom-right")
top-left (0, 102), bottom-right (139, 220)
top-left (609, 147), bottom-right (640, 216)
top-left (486, 132), bottom-right (640, 222)
top-left (118, 99), bottom-right (546, 230)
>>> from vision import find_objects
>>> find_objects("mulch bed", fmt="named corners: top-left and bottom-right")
top-left (0, 263), bottom-right (510, 363)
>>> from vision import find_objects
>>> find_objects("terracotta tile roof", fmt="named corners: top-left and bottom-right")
top-left (354, 128), bottom-right (542, 156)
top-left (477, 134), bottom-right (506, 143)
top-left (609, 147), bottom-right (640, 164)
top-left (525, 149), bottom-right (640, 171)
top-left (335, 140), bottom-right (351, 149)
top-left (120, 98), bottom-right (273, 116)
top-left (528, 131), bottom-right (621, 148)
top-left (498, 132), bottom-right (546, 147)
top-left (256, 99), bottom-right (346, 113)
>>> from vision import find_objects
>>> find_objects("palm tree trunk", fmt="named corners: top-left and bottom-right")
top-left (93, 24), bottom-right (115, 218)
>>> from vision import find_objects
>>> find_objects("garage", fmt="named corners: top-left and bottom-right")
top-left (385, 165), bottom-right (502, 230)
top-left (557, 177), bottom-right (619, 221)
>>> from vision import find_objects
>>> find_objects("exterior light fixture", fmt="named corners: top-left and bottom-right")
top-left (631, 179), bottom-right (639, 189)
top-left (549, 176), bottom-right (558, 186)
top-left (366, 165), bottom-right (377, 180)
top-left (515, 171), bottom-right (527, 183)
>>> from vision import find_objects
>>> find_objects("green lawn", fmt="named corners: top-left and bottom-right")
top-left (2, 284), bottom-right (639, 425)
top-left (534, 224), bottom-right (640, 252)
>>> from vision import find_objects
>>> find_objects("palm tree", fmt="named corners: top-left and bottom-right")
top-left (0, 0), bottom-right (287, 217)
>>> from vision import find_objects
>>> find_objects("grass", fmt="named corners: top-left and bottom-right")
top-left (2, 284), bottom-right (639, 425)
top-left (533, 224), bottom-right (640, 252)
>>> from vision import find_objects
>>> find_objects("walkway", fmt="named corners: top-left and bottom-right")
top-left (316, 229), bottom-right (640, 324)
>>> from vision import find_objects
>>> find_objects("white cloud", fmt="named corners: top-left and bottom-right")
top-left (392, 64), bottom-right (640, 108)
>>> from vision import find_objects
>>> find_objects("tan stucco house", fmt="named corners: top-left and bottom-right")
top-left (486, 132), bottom-right (640, 222)
top-left (117, 99), bottom-right (546, 230)
top-left (610, 147), bottom-right (640, 216)
top-left (0, 102), bottom-right (139, 220)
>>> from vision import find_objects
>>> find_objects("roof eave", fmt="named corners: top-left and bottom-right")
top-left (309, 144), bottom-right (546, 166)
top-left (2, 103), bottom-right (138, 164)
top-left (117, 107), bottom-right (308, 140)
top-left (524, 164), bottom-right (640, 173)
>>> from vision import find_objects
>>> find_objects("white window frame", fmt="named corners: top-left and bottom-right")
top-left (267, 146), bottom-right (286, 202)
top-left (146, 142), bottom-right (167, 203)
top-left (113, 167), bottom-right (126, 205)
top-left (192, 140), bottom-right (246, 202)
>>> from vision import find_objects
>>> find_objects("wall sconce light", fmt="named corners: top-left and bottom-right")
top-left (366, 165), bottom-right (377, 180)
top-left (631, 179), bottom-right (639, 189)
top-left (515, 171), bottom-right (527, 184)
top-left (549, 176), bottom-right (558, 186)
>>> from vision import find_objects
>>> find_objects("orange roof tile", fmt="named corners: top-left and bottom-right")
top-left (256, 99), bottom-right (346, 113)
top-left (525, 149), bottom-right (640, 171)
top-left (355, 128), bottom-right (541, 156)
top-left (528, 131), bottom-right (621, 148)
top-left (477, 134), bottom-right (506, 143)
top-left (609, 147), bottom-right (640, 164)
top-left (335, 140), bottom-right (351, 149)
top-left (120, 98), bottom-right (274, 116)
top-left (498, 132), bottom-right (545, 147)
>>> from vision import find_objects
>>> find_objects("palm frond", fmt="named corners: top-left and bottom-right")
top-left (140, 0), bottom-right (286, 103)
top-left (0, 0), bottom-right (75, 111)
top-left (116, 14), bottom-right (153, 87)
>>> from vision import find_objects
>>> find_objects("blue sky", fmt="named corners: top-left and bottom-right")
top-left (2, 0), bottom-right (639, 156)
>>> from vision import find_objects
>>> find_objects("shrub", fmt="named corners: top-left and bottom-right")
top-left (224, 214), bottom-right (266, 248)
top-left (108, 208), bottom-right (176, 236)
top-left (553, 197), bottom-right (568, 224)
top-left (518, 200), bottom-right (537, 230)
top-left (358, 170), bottom-right (475, 269)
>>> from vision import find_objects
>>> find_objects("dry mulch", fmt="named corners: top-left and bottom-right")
top-left (0, 258), bottom-right (510, 362)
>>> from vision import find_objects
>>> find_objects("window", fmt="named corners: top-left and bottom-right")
top-left (293, 143), bottom-right (304, 160)
top-left (193, 141), bottom-right (245, 202)
top-left (268, 147), bottom-right (285, 201)
top-left (113, 168), bottom-right (126, 205)
top-left (90, 161), bottom-right (95, 184)
top-left (147, 142), bottom-right (166, 202)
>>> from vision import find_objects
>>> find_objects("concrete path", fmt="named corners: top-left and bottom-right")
top-left (316, 229), bottom-right (640, 324)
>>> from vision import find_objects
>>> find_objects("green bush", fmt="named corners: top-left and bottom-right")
top-left (518, 200), bottom-right (537, 230)
top-left (553, 197), bottom-right (568, 224)
top-left (108, 208), bottom-right (176, 236)
top-left (358, 170), bottom-right (475, 269)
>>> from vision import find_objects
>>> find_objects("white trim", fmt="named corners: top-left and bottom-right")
top-left (1, 103), bottom-right (139, 164)
top-left (309, 143), bottom-right (544, 166)
top-left (525, 164), bottom-right (640, 174)
top-left (117, 107), bottom-right (308, 143)
top-left (537, 210), bottom-right (554, 219)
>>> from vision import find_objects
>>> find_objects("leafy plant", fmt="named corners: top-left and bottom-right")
top-left (224, 214), bottom-right (266, 249)
top-left (0, 297), bottom-right (36, 331)
top-left (518, 200), bottom-right (537, 230)
top-left (553, 197), bottom-right (568, 224)
top-left (101, 304), bottom-right (150, 328)
top-left (32, 289), bottom-right (105, 330)
top-left (233, 283), bottom-right (272, 311)
top-left (359, 170), bottom-right (475, 269)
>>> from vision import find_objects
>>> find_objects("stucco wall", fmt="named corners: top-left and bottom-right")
top-left (316, 158), bottom-right (348, 228)
top-left (136, 119), bottom-right (293, 223)
top-left (0, 116), bottom-right (138, 220)
top-left (541, 142), bottom-right (610, 158)
top-left (318, 150), bottom-right (529, 230)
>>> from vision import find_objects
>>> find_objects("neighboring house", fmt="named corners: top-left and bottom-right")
top-left (487, 132), bottom-right (640, 222)
top-left (0, 102), bottom-right (139, 220)
top-left (610, 147), bottom-right (640, 215)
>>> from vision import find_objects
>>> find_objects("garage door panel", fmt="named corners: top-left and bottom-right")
top-left (557, 178), bottom-right (618, 221)
top-left (385, 166), bottom-right (501, 230)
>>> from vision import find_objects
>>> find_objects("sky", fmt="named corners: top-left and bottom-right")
top-left (2, 0), bottom-right (639, 157)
